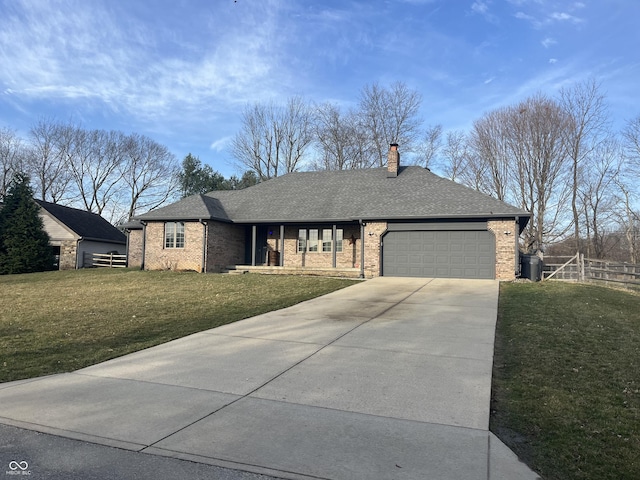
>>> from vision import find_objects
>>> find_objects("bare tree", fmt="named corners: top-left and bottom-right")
top-left (0, 128), bottom-right (25, 200)
top-left (615, 184), bottom-right (640, 263)
top-left (617, 116), bottom-right (640, 262)
top-left (233, 103), bottom-right (273, 179)
top-left (9, 117), bottom-right (180, 224)
top-left (468, 110), bottom-right (511, 201)
top-left (119, 133), bottom-right (179, 221)
top-left (61, 127), bottom-right (124, 215)
top-left (232, 97), bottom-right (314, 180)
top-left (416, 124), bottom-right (442, 169)
top-left (441, 130), bottom-right (470, 183)
top-left (507, 94), bottom-right (572, 252)
top-left (358, 81), bottom-right (423, 166)
top-left (312, 102), bottom-right (370, 170)
top-left (25, 118), bottom-right (73, 203)
top-left (578, 137), bottom-right (622, 258)
top-left (622, 115), bottom-right (640, 179)
top-left (559, 78), bottom-right (610, 252)
top-left (280, 96), bottom-right (314, 173)
top-left (464, 95), bottom-right (572, 252)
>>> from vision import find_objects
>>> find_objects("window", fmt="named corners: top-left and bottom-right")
top-left (297, 228), bottom-right (344, 253)
top-left (322, 229), bottom-right (332, 252)
top-left (336, 229), bottom-right (343, 253)
top-left (165, 222), bottom-right (185, 248)
top-left (308, 229), bottom-right (319, 252)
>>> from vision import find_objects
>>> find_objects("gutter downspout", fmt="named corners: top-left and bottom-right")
top-left (140, 221), bottom-right (147, 271)
top-left (124, 229), bottom-right (130, 267)
top-left (199, 219), bottom-right (208, 273)
top-left (359, 220), bottom-right (365, 279)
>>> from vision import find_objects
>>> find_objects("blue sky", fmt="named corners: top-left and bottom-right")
top-left (1, 0), bottom-right (638, 177)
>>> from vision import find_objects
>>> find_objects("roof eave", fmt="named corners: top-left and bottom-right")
top-left (80, 236), bottom-right (127, 244)
top-left (135, 215), bottom-right (232, 223)
top-left (229, 212), bottom-right (532, 225)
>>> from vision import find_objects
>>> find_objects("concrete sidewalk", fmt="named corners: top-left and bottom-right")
top-left (0, 277), bottom-right (540, 479)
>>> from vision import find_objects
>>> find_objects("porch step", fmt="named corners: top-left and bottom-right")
top-left (223, 265), bottom-right (361, 278)
top-left (221, 266), bottom-right (249, 275)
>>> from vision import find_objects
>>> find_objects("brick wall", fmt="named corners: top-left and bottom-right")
top-left (144, 221), bottom-right (204, 271)
top-left (362, 222), bottom-right (387, 278)
top-left (488, 219), bottom-right (518, 280)
top-left (58, 240), bottom-right (77, 270)
top-left (126, 229), bottom-right (143, 268)
top-left (206, 222), bottom-right (246, 272)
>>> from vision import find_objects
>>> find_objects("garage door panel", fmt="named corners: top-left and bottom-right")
top-left (383, 230), bottom-right (495, 279)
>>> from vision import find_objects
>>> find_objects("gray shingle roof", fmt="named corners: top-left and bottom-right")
top-left (137, 194), bottom-right (231, 222)
top-left (35, 200), bottom-right (126, 244)
top-left (137, 167), bottom-right (530, 224)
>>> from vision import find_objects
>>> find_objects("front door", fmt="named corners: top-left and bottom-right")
top-left (255, 226), bottom-right (268, 265)
top-left (244, 226), bottom-right (269, 265)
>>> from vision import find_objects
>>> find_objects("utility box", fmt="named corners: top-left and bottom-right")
top-left (520, 254), bottom-right (543, 281)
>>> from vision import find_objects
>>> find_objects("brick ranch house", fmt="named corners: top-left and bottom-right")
top-left (126, 145), bottom-right (531, 280)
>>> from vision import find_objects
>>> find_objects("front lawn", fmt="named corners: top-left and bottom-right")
top-left (493, 281), bottom-right (640, 480)
top-left (0, 269), bottom-right (358, 383)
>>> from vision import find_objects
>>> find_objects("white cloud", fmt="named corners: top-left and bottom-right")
top-left (471, 1), bottom-right (500, 23)
top-left (0, 0), bottom-right (291, 126)
top-left (549, 58), bottom-right (558, 64)
top-left (514, 9), bottom-right (584, 28)
top-left (210, 136), bottom-right (232, 151)
top-left (514, 11), bottom-right (537, 23)
top-left (550, 12), bottom-right (580, 22)
top-left (471, 1), bottom-right (489, 14)
top-left (542, 37), bottom-right (557, 48)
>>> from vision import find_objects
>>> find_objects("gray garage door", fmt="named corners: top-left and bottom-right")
top-left (382, 230), bottom-right (495, 279)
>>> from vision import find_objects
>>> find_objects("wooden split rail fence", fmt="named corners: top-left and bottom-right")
top-left (84, 252), bottom-right (128, 268)
top-left (543, 253), bottom-right (640, 289)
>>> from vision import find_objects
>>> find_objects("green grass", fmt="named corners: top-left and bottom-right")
top-left (0, 268), bottom-right (358, 383)
top-left (492, 281), bottom-right (640, 480)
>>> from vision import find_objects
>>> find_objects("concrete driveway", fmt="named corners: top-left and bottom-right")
top-left (0, 277), bottom-right (539, 480)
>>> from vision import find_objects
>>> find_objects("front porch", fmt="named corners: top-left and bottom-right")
top-left (242, 223), bottom-right (364, 271)
top-left (223, 265), bottom-right (362, 278)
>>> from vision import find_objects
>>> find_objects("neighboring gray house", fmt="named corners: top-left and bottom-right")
top-left (129, 145), bottom-right (530, 280)
top-left (35, 200), bottom-right (126, 270)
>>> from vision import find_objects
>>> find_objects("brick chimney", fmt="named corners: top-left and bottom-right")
top-left (387, 143), bottom-right (400, 177)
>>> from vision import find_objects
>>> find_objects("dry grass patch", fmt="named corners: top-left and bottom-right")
top-left (0, 269), bottom-right (358, 382)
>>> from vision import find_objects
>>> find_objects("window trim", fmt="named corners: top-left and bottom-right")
top-left (298, 228), bottom-right (344, 254)
top-left (164, 221), bottom-right (185, 249)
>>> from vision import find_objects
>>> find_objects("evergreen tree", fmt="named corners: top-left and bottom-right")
top-left (178, 154), bottom-right (227, 197)
top-left (0, 173), bottom-right (55, 274)
top-left (178, 153), bottom-right (258, 197)
top-left (229, 170), bottom-right (259, 190)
